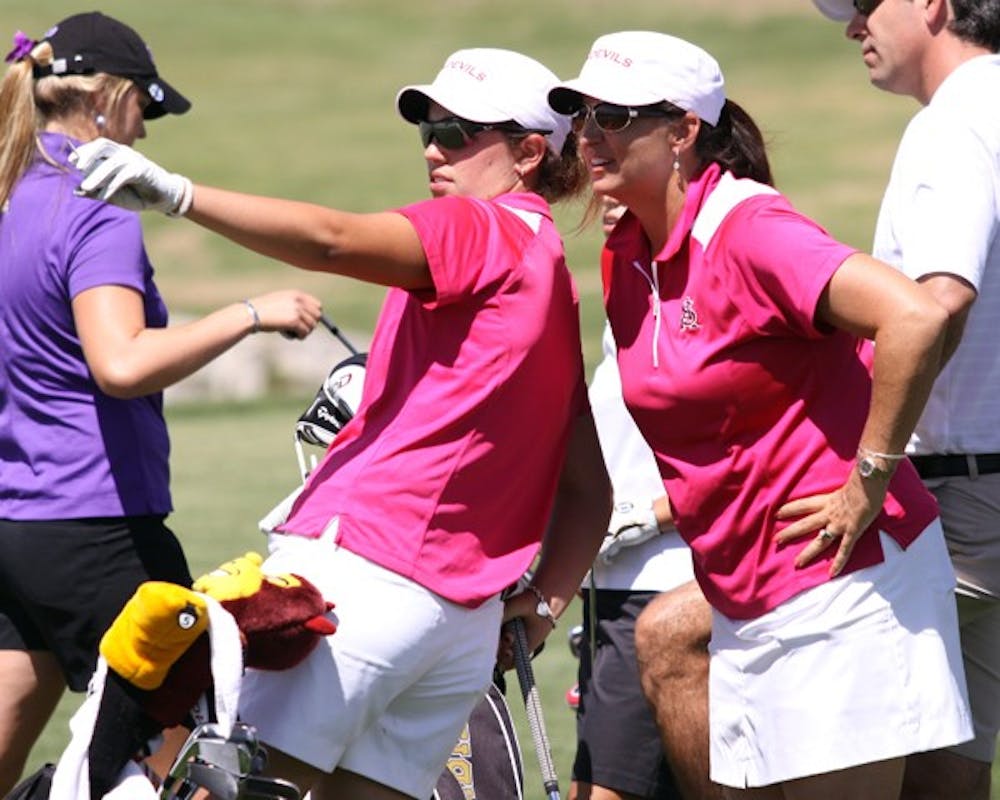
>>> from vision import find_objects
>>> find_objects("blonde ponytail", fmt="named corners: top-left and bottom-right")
top-left (0, 41), bottom-right (47, 209)
top-left (0, 40), bottom-right (133, 210)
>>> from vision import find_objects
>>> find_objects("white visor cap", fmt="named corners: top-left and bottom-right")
top-left (396, 48), bottom-right (571, 155)
top-left (549, 31), bottom-right (725, 127)
top-left (812, 0), bottom-right (856, 21)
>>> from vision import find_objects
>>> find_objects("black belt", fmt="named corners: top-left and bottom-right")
top-left (909, 453), bottom-right (1000, 479)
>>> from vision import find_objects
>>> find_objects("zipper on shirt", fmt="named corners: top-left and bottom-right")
top-left (630, 260), bottom-right (661, 368)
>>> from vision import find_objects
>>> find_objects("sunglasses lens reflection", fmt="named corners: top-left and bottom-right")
top-left (571, 104), bottom-right (633, 134)
top-left (853, 0), bottom-right (882, 14)
top-left (418, 120), bottom-right (470, 150)
top-left (594, 105), bottom-right (633, 131)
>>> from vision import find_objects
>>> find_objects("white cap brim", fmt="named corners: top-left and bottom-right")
top-left (395, 48), bottom-right (570, 155)
top-left (549, 76), bottom-right (665, 115)
top-left (812, 0), bottom-right (856, 21)
top-left (397, 83), bottom-right (512, 125)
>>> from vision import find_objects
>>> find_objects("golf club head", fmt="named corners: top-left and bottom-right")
top-left (295, 353), bottom-right (367, 447)
top-left (239, 775), bottom-right (302, 800)
top-left (567, 624), bottom-right (584, 659)
top-left (160, 723), bottom-right (294, 800)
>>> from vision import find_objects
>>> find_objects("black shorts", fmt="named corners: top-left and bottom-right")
top-left (0, 515), bottom-right (192, 691)
top-left (572, 589), bottom-right (681, 800)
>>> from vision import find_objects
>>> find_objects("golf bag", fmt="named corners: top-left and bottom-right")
top-left (433, 677), bottom-right (525, 800)
top-left (293, 351), bottom-right (367, 481)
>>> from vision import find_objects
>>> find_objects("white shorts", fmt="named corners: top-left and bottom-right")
top-left (708, 522), bottom-right (972, 788)
top-left (238, 526), bottom-right (503, 798)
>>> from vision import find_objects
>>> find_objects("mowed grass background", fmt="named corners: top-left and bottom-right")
top-left (13, 0), bottom-right (989, 796)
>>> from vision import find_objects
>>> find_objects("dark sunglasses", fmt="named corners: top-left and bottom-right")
top-left (570, 102), bottom-right (677, 134)
top-left (853, 0), bottom-right (883, 14)
top-left (418, 117), bottom-right (551, 150)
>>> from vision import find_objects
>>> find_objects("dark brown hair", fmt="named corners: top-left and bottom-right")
top-left (693, 99), bottom-right (774, 187)
top-left (519, 130), bottom-right (588, 204)
top-left (949, 0), bottom-right (1000, 51)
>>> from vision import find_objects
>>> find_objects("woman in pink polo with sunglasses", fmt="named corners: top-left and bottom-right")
top-left (550, 30), bottom-right (972, 799)
top-left (71, 47), bottom-right (610, 800)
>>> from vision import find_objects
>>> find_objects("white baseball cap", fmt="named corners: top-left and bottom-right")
top-left (549, 31), bottom-right (725, 127)
top-left (396, 48), bottom-right (571, 154)
top-left (812, 0), bottom-right (856, 21)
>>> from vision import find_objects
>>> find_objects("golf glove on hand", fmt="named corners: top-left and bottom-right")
top-left (597, 498), bottom-right (660, 564)
top-left (71, 137), bottom-right (193, 216)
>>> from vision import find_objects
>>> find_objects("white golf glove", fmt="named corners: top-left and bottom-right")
top-left (597, 498), bottom-right (660, 564)
top-left (70, 137), bottom-right (193, 216)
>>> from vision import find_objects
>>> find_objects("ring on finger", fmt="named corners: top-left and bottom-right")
top-left (818, 528), bottom-right (835, 543)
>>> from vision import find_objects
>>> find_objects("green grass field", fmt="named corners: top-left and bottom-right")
top-left (13, 0), bottom-right (995, 796)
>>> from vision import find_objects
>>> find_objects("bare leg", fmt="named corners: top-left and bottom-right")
top-left (145, 726), bottom-right (195, 784)
top-left (721, 785), bottom-right (782, 800)
top-left (722, 757), bottom-right (903, 800)
top-left (311, 765), bottom-right (413, 800)
top-left (261, 744), bottom-right (413, 800)
top-left (0, 650), bottom-right (65, 796)
top-left (785, 757), bottom-right (903, 800)
top-left (257, 744), bottom-right (324, 796)
top-left (902, 750), bottom-right (990, 800)
top-left (634, 581), bottom-right (720, 800)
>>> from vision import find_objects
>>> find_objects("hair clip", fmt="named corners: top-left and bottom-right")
top-left (5, 31), bottom-right (36, 64)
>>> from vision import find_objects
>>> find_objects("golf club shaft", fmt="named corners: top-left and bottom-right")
top-left (319, 313), bottom-right (359, 355)
top-left (512, 617), bottom-right (560, 800)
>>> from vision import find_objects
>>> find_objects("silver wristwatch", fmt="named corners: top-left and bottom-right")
top-left (857, 454), bottom-right (892, 481)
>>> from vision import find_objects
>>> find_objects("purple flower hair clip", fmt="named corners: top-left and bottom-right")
top-left (5, 31), bottom-right (36, 65)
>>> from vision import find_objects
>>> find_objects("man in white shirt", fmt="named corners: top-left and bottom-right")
top-left (814, 1), bottom-right (1000, 797)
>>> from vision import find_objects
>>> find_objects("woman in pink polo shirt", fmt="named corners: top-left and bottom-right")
top-left (71, 48), bottom-right (610, 800)
top-left (551, 31), bottom-right (971, 798)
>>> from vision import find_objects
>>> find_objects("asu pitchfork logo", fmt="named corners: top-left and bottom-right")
top-left (680, 296), bottom-right (701, 332)
top-left (443, 723), bottom-right (475, 799)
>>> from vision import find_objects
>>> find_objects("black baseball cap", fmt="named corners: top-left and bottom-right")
top-left (33, 12), bottom-right (190, 120)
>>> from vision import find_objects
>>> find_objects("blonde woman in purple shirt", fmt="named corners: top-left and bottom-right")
top-left (0, 13), bottom-right (321, 792)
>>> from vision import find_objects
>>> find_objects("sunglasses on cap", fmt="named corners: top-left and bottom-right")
top-left (853, 0), bottom-right (883, 14)
top-left (570, 102), bottom-right (678, 135)
top-left (418, 117), bottom-right (551, 151)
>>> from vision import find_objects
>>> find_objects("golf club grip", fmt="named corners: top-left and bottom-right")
top-left (319, 313), bottom-right (360, 355)
top-left (512, 617), bottom-right (561, 800)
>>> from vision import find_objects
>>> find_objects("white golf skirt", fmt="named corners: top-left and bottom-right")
top-left (708, 522), bottom-right (972, 788)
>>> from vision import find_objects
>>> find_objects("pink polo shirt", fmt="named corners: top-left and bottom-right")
top-left (279, 192), bottom-right (587, 607)
top-left (603, 164), bottom-right (938, 620)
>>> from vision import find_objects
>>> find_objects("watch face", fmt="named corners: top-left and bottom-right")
top-left (857, 456), bottom-right (889, 479)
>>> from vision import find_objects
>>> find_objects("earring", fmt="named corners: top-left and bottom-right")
top-left (94, 113), bottom-right (106, 130)
top-left (673, 150), bottom-right (685, 191)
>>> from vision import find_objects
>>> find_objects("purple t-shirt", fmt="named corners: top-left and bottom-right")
top-left (0, 132), bottom-right (171, 519)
